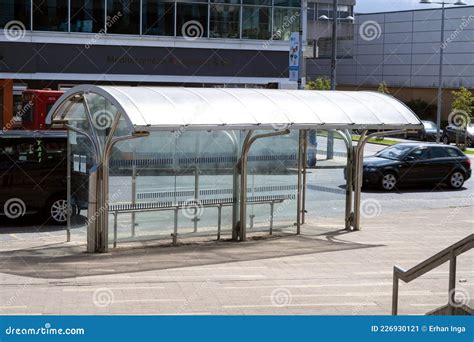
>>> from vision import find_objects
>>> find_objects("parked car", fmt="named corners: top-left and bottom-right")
top-left (362, 143), bottom-right (471, 191)
top-left (442, 124), bottom-right (474, 147)
top-left (406, 120), bottom-right (441, 141)
top-left (0, 130), bottom-right (87, 224)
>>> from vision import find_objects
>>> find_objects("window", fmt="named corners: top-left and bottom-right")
top-left (446, 148), bottom-right (463, 158)
top-left (317, 3), bottom-right (352, 20)
top-left (210, 5), bottom-right (240, 38)
top-left (142, 0), bottom-right (175, 36)
top-left (71, 0), bottom-right (105, 33)
top-left (242, 6), bottom-right (271, 40)
top-left (273, 7), bottom-right (300, 40)
top-left (430, 147), bottom-right (449, 159)
top-left (0, 0), bottom-right (30, 29)
top-left (107, 0), bottom-right (140, 34)
top-left (243, 0), bottom-right (272, 5)
top-left (274, 0), bottom-right (301, 7)
top-left (176, 3), bottom-right (208, 38)
top-left (33, 0), bottom-right (68, 31)
top-left (408, 147), bottom-right (429, 160)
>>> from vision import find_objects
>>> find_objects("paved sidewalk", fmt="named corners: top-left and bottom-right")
top-left (0, 206), bottom-right (472, 315)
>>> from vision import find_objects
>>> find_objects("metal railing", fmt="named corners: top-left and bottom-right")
top-left (392, 234), bottom-right (474, 315)
top-left (110, 196), bottom-right (292, 248)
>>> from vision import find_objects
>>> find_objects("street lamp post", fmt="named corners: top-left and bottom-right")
top-left (419, 0), bottom-right (467, 143)
top-left (319, 1), bottom-right (354, 159)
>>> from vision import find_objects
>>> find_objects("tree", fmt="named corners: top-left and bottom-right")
top-left (377, 82), bottom-right (390, 94)
top-left (451, 87), bottom-right (473, 119)
top-left (450, 87), bottom-right (473, 150)
top-left (306, 77), bottom-right (331, 90)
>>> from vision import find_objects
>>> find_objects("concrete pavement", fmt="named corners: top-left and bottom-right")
top-left (0, 205), bottom-right (472, 315)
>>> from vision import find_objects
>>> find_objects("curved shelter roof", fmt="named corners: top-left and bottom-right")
top-left (47, 85), bottom-right (422, 131)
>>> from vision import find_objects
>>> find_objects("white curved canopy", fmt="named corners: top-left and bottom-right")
top-left (47, 85), bottom-right (422, 131)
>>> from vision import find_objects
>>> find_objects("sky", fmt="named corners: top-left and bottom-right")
top-left (355, 0), bottom-right (473, 13)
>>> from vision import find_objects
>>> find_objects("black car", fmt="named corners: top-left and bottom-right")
top-left (363, 143), bottom-right (471, 191)
top-left (406, 120), bottom-right (441, 141)
top-left (442, 124), bottom-right (474, 147)
top-left (0, 130), bottom-right (87, 224)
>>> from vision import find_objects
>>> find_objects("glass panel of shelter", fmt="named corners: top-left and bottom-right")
top-left (107, 127), bottom-right (303, 246)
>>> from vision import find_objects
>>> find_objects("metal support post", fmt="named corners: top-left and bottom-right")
top-left (338, 129), bottom-right (353, 230)
top-left (296, 130), bottom-right (304, 234)
top-left (193, 166), bottom-right (200, 232)
top-left (87, 168), bottom-right (98, 253)
top-left (392, 269), bottom-right (399, 315)
top-left (302, 130), bottom-right (308, 224)
top-left (448, 251), bottom-right (457, 315)
top-left (66, 130), bottom-right (71, 242)
top-left (269, 201), bottom-right (275, 235)
top-left (217, 204), bottom-right (222, 240)
top-left (131, 153), bottom-right (137, 237)
top-left (239, 129), bottom-right (290, 241)
top-left (172, 207), bottom-right (178, 245)
top-left (353, 130), bottom-right (407, 230)
top-left (113, 211), bottom-right (118, 248)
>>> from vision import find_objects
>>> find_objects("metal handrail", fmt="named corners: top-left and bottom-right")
top-left (392, 234), bottom-right (474, 315)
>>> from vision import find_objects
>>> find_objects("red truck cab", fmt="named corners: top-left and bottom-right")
top-left (20, 89), bottom-right (64, 130)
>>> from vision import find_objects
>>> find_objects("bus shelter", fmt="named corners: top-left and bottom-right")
top-left (47, 85), bottom-right (422, 253)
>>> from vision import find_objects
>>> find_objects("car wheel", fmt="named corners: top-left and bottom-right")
top-left (442, 135), bottom-right (450, 145)
top-left (381, 173), bottom-right (397, 191)
top-left (45, 196), bottom-right (70, 225)
top-left (466, 137), bottom-right (472, 148)
top-left (449, 171), bottom-right (465, 189)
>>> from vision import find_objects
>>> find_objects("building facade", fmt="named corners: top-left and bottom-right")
top-left (307, 6), bottom-right (474, 118)
top-left (0, 0), bottom-right (303, 125)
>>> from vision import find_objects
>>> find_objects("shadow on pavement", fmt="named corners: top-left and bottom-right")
top-left (0, 215), bottom-right (86, 234)
top-left (0, 232), bottom-right (381, 280)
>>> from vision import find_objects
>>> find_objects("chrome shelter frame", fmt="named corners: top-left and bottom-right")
top-left (47, 85), bottom-right (422, 253)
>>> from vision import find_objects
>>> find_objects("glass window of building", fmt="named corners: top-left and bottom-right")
top-left (243, 0), bottom-right (272, 5)
top-left (176, 3), bottom-right (208, 39)
top-left (242, 6), bottom-right (271, 40)
top-left (273, 7), bottom-right (300, 40)
top-left (0, 0), bottom-right (31, 29)
top-left (210, 5), bottom-right (240, 38)
top-left (317, 3), bottom-right (333, 19)
top-left (107, 0), bottom-right (140, 34)
top-left (71, 0), bottom-right (105, 33)
top-left (273, 0), bottom-right (301, 7)
top-left (211, 0), bottom-right (240, 3)
top-left (33, 0), bottom-right (69, 32)
top-left (142, 0), bottom-right (175, 36)
top-left (338, 5), bottom-right (351, 19)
